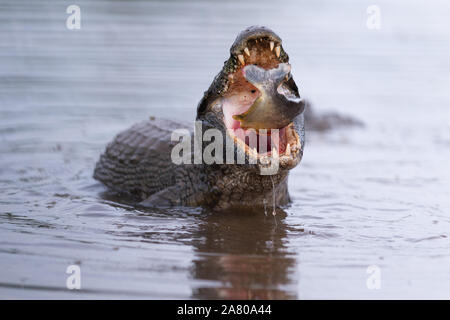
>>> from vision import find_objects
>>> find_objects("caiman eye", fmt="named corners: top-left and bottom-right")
top-left (251, 90), bottom-right (256, 93)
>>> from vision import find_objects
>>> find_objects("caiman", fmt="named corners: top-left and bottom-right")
top-left (94, 26), bottom-right (308, 211)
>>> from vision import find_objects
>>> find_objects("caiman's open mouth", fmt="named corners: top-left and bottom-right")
top-left (222, 32), bottom-right (302, 162)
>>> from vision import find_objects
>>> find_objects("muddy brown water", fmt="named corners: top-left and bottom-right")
top-left (1, 0), bottom-right (450, 299)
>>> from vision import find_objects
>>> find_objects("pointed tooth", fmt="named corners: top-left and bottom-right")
top-left (270, 41), bottom-right (274, 51)
top-left (286, 143), bottom-right (291, 156)
top-left (275, 46), bottom-right (281, 58)
top-left (238, 54), bottom-right (245, 65)
top-left (272, 147), bottom-right (279, 158)
top-left (244, 47), bottom-right (250, 56)
top-left (253, 147), bottom-right (258, 157)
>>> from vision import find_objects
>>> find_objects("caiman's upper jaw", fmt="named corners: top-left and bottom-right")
top-left (229, 25), bottom-right (286, 64)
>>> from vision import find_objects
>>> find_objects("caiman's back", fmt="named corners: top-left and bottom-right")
top-left (94, 118), bottom-right (182, 200)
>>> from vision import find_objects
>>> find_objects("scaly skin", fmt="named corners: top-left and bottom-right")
top-left (94, 26), bottom-right (305, 211)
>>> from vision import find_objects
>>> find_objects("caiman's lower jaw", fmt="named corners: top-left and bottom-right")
top-left (222, 35), bottom-right (302, 168)
top-left (227, 123), bottom-right (301, 163)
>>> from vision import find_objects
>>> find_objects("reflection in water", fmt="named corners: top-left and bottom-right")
top-left (190, 209), bottom-right (298, 299)
top-left (97, 190), bottom-right (300, 299)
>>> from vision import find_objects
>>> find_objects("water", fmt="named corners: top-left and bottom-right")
top-left (1, 0), bottom-right (450, 299)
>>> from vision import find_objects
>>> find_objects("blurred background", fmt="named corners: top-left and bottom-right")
top-left (0, 0), bottom-right (449, 299)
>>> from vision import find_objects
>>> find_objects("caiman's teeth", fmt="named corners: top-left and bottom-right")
top-left (244, 47), bottom-right (250, 56)
top-left (285, 75), bottom-right (289, 81)
top-left (238, 54), bottom-right (245, 65)
top-left (275, 46), bottom-right (281, 58)
top-left (296, 134), bottom-right (301, 148)
top-left (270, 41), bottom-right (274, 51)
top-left (260, 156), bottom-right (270, 165)
top-left (286, 143), bottom-right (291, 156)
top-left (272, 147), bottom-right (279, 158)
top-left (253, 147), bottom-right (257, 157)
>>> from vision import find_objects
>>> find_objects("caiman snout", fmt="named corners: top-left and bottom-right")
top-left (232, 63), bottom-right (305, 130)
